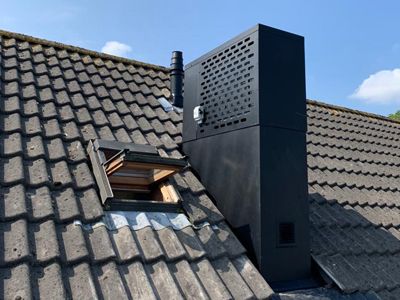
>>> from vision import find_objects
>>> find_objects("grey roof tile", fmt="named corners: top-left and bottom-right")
top-left (94, 85), bottom-right (109, 99)
top-left (67, 80), bottom-right (82, 94)
top-left (94, 262), bottom-right (128, 300)
top-left (175, 226), bottom-right (206, 260)
top-left (110, 87), bottom-right (123, 101)
top-left (23, 99), bottom-right (39, 116)
top-left (43, 118), bottom-right (62, 137)
top-left (66, 262), bottom-right (98, 300)
top-left (114, 128), bottom-right (133, 142)
top-left (181, 170), bottom-right (205, 194)
top-left (3, 81), bottom-right (19, 96)
top-left (2, 156), bottom-right (24, 185)
top-left (28, 186), bottom-right (54, 221)
top-left (145, 132), bottom-right (163, 148)
top-left (75, 107), bottom-right (92, 124)
top-left (33, 220), bottom-right (60, 264)
top-left (122, 115), bottom-right (139, 130)
top-left (26, 158), bottom-right (48, 186)
top-left (21, 71), bottom-right (35, 84)
top-left (97, 125), bottom-right (115, 140)
top-left (71, 93), bottom-right (86, 108)
top-left (3, 69), bottom-right (18, 84)
top-left (134, 226), bottom-right (164, 262)
top-left (314, 254), bottom-right (362, 293)
top-left (3, 56), bottom-right (18, 69)
top-left (2, 112), bottom-right (21, 132)
top-left (2, 95), bottom-right (20, 113)
top-left (39, 87), bottom-right (55, 103)
top-left (60, 222), bottom-right (89, 264)
top-left (107, 111), bottom-right (124, 128)
top-left (233, 255), bottom-right (275, 299)
top-left (76, 188), bottom-right (104, 222)
top-left (163, 120), bottom-right (179, 136)
top-left (77, 71), bottom-right (90, 83)
top-left (168, 110), bottom-right (181, 123)
top-left (110, 226), bottom-right (141, 262)
top-left (100, 98), bottom-right (117, 112)
top-left (212, 256), bottom-right (254, 300)
top-left (214, 222), bottom-right (246, 258)
top-left (71, 162), bottom-right (95, 188)
top-left (61, 121), bottom-right (81, 140)
top-left (0, 184), bottom-right (27, 220)
top-left (156, 227), bottom-right (186, 261)
top-left (170, 260), bottom-right (209, 300)
top-left (37, 74), bottom-right (51, 87)
top-left (46, 138), bottom-right (66, 161)
top-left (41, 101), bottom-right (57, 119)
top-left (54, 91), bottom-right (70, 107)
top-left (50, 161), bottom-right (73, 186)
top-left (1, 132), bottom-right (22, 157)
top-left (181, 191), bottom-right (224, 225)
top-left (53, 187), bottom-right (80, 222)
top-left (0, 219), bottom-right (29, 266)
top-left (92, 109), bottom-right (108, 126)
top-left (192, 258), bottom-right (231, 300)
top-left (87, 95), bottom-right (102, 110)
top-left (115, 100), bottom-right (130, 115)
top-left (146, 260), bottom-right (183, 300)
top-left (0, 263), bottom-right (32, 300)
top-left (87, 226), bottom-right (116, 262)
top-left (159, 133), bottom-right (178, 150)
top-left (137, 116), bottom-right (153, 132)
top-left (22, 84), bottom-right (37, 98)
top-left (197, 225), bottom-right (227, 260)
top-left (130, 129), bottom-right (148, 144)
top-left (35, 63), bottom-right (48, 75)
top-left (120, 261), bottom-right (157, 300)
top-left (80, 124), bottom-right (99, 141)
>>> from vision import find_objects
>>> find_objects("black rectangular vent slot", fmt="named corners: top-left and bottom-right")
top-left (278, 222), bottom-right (296, 246)
top-left (198, 34), bottom-right (258, 136)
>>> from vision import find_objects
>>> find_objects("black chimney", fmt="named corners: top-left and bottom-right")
top-left (182, 24), bottom-right (310, 287)
top-left (170, 51), bottom-right (184, 107)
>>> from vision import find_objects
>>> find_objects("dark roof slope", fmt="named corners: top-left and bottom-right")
top-left (0, 30), bottom-right (272, 299)
top-left (307, 100), bottom-right (400, 299)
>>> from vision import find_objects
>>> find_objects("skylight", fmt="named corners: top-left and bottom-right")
top-left (87, 139), bottom-right (186, 212)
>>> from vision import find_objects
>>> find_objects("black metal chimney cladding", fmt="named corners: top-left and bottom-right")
top-left (182, 24), bottom-right (311, 286)
top-left (170, 51), bottom-right (184, 107)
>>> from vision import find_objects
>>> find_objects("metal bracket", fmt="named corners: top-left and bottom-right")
top-left (193, 105), bottom-right (204, 125)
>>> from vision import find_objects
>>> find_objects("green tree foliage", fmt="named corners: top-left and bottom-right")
top-left (388, 111), bottom-right (400, 121)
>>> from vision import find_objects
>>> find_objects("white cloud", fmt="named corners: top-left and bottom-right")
top-left (101, 41), bottom-right (132, 57)
top-left (351, 68), bottom-right (400, 104)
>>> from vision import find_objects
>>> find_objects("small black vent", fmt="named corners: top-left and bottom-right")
top-left (278, 222), bottom-right (296, 246)
top-left (198, 34), bottom-right (258, 137)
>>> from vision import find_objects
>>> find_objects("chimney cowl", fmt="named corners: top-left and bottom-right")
top-left (170, 51), bottom-right (184, 108)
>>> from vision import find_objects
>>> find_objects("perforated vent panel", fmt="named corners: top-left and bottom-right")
top-left (197, 33), bottom-right (259, 137)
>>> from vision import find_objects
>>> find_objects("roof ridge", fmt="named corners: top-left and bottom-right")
top-left (0, 28), bottom-right (170, 72)
top-left (307, 99), bottom-right (400, 126)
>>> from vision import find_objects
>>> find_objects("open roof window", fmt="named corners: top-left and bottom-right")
top-left (87, 139), bottom-right (187, 212)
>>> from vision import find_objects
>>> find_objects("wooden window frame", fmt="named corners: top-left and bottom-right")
top-left (87, 139), bottom-right (186, 212)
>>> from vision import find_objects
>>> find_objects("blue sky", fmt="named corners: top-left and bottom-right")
top-left (1, 1), bottom-right (400, 116)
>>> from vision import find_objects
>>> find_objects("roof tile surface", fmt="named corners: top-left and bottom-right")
top-left (0, 31), bottom-right (273, 299)
top-left (307, 101), bottom-right (400, 298)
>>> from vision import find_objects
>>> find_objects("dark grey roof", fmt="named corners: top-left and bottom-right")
top-left (307, 100), bottom-right (400, 299)
top-left (276, 287), bottom-right (380, 300)
top-left (0, 30), bottom-right (273, 299)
